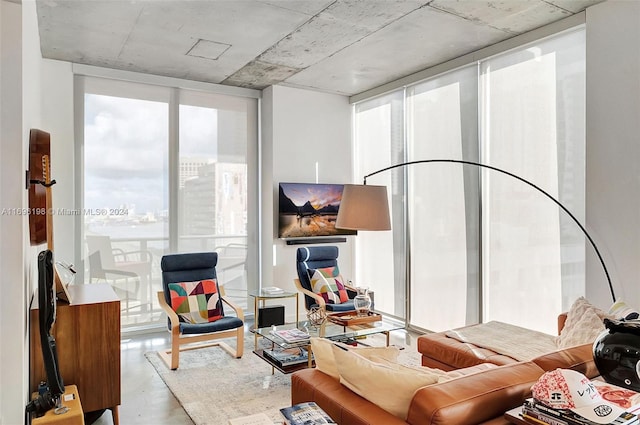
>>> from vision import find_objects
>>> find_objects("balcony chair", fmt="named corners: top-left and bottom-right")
top-left (87, 234), bottom-right (154, 312)
top-left (157, 252), bottom-right (244, 370)
top-left (294, 246), bottom-right (366, 314)
top-left (87, 250), bottom-right (142, 312)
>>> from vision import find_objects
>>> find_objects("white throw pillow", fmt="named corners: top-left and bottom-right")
top-left (609, 299), bottom-right (640, 320)
top-left (367, 355), bottom-right (451, 380)
top-left (331, 344), bottom-right (439, 419)
top-left (556, 297), bottom-right (611, 348)
top-left (310, 337), bottom-right (400, 380)
top-left (370, 357), bottom-right (499, 383)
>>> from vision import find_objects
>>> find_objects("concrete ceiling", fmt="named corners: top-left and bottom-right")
top-left (36, 0), bottom-right (603, 96)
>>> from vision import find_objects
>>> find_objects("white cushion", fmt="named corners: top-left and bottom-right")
top-left (310, 337), bottom-right (399, 380)
top-left (370, 356), bottom-right (498, 383)
top-left (331, 344), bottom-right (439, 419)
top-left (367, 355), bottom-right (452, 380)
top-left (609, 299), bottom-right (640, 320)
top-left (556, 297), bottom-right (611, 348)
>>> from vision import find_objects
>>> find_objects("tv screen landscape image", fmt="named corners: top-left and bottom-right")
top-left (278, 182), bottom-right (357, 238)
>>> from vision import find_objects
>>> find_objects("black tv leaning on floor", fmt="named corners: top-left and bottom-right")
top-left (278, 182), bottom-right (357, 239)
top-left (26, 250), bottom-right (65, 415)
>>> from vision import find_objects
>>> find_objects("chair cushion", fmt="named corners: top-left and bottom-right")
top-left (169, 279), bottom-right (224, 324)
top-left (179, 316), bottom-right (243, 335)
top-left (308, 266), bottom-right (349, 305)
top-left (296, 246), bottom-right (340, 310)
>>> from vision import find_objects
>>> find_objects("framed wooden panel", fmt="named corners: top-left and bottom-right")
top-left (27, 129), bottom-right (51, 246)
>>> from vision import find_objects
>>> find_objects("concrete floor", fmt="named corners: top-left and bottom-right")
top-left (91, 330), bottom-right (193, 425)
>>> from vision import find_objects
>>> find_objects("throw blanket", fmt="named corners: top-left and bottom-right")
top-left (445, 321), bottom-right (558, 361)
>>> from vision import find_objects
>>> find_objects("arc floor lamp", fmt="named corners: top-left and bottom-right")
top-left (335, 159), bottom-right (616, 303)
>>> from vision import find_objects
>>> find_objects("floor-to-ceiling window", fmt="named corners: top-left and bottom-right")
top-left (354, 91), bottom-right (405, 320)
top-left (78, 76), bottom-right (258, 330)
top-left (177, 90), bottom-right (253, 304)
top-left (354, 27), bottom-right (585, 334)
top-left (480, 29), bottom-right (586, 331)
top-left (406, 66), bottom-right (480, 331)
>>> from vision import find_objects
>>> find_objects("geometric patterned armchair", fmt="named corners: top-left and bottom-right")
top-left (294, 246), bottom-right (360, 313)
top-left (157, 252), bottom-right (244, 370)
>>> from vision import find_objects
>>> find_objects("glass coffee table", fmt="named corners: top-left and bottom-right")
top-left (252, 318), bottom-right (403, 374)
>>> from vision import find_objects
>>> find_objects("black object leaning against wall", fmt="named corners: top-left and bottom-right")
top-left (26, 249), bottom-right (65, 416)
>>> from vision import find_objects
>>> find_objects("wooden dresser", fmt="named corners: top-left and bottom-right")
top-left (30, 284), bottom-right (121, 424)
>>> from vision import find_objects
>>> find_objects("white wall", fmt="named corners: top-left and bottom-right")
top-left (0, 1), bottom-right (75, 422)
top-left (40, 60), bottom-right (75, 263)
top-left (0, 1), bottom-right (27, 423)
top-left (22, 3), bottom-right (75, 271)
top-left (261, 85), bottom-right (354, 319)
top-left (23, 0), bottom-right (75, 275)
top-left (585, 0), bottom-right (640, 308)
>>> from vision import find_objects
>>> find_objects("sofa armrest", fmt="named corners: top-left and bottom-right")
top-left (531, 343), bottom-right (598, 378)
top-left (406, 361), bottom-right (544, 425)
top-left (417, 332), bottom-right (519, 370)
top-left (558, 312), bottom-right (568, 335)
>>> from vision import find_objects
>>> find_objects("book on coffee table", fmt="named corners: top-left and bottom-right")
top-left (280, 401), bottom-right (336, 424)
top-left (270, 328), bottom-right (309, 343)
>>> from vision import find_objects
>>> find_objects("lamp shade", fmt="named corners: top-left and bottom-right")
top-left (336, 184), bottom-right (391, 231)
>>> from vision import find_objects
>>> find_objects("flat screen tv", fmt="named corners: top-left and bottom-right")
top-left (278, 182), bottom-right (356, 239)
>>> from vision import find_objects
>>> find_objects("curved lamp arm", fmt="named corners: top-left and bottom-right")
top-left (341, 158), bottom-right (615, 302)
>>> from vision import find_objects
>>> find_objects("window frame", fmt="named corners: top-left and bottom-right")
top-left (74, 73), bottom-right (260, 328)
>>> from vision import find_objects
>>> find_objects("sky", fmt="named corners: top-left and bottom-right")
top-left (84, 94), bottom-right (218, 214)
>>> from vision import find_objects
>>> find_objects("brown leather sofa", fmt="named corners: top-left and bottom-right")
top-left (292, 361), bottom-right (541, 425)
top-left (291, 315), bottom-right (599, 425)
top-left (417, 313), bottom-right (574, 370)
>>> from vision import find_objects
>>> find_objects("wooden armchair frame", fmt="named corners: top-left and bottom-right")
top-left (156, 284), bottom-right (244, 370)
top-left (294, 277), bottom-right (327, 311)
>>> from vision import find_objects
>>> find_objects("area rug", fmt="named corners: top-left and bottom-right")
top-left (146, 332), bottom-right (420, 424)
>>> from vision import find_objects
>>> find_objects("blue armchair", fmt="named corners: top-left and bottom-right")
top-left (157, 252), bottom-right (244, 370)
top-left (294, 246), bottom-right (360, 313)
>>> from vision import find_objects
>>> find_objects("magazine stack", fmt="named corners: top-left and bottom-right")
top-left (269, 328), bottom-right (310, 344)
top-left (522, 369), bottom-right (640, 425)
top-left (522, 398), bottom-right (638, 425)
top-left (262, 347), bottom-right (312, 367)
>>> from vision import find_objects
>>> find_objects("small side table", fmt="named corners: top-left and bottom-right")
top-left (32, 385), bottom-right (84, 425)
top-left (249, 289), bottom-right (299, 349)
